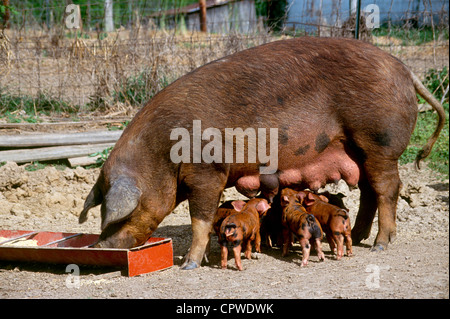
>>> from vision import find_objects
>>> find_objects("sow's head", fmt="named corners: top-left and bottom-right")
top-left (79, 175), bottom-right (146, 248)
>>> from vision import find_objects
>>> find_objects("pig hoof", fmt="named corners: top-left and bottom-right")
top-left (181, 260), bottom-right (199, 270)
top-left (370, 243), bottom-right (386, 252)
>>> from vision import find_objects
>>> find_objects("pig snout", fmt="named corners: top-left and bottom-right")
top-left (94, 222), bottom-right (139, 248)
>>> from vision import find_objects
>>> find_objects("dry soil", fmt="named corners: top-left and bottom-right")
top-left (0, 161), bottom-right (448, 299)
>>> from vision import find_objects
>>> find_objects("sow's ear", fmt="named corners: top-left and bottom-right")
top-left (79, 180), bottom-right (103, 224)
top-left (101, 176), bottom-right (141, 231)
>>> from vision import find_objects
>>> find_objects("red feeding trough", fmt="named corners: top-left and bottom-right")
top-left (0, 230), bottom-right (173, 277)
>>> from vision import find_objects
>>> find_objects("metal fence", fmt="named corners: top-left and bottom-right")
top-left (0, 0), bottom-right (448, 114)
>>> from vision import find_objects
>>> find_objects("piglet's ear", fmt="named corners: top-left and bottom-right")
top-left (231, 200), bottom-right (247, 212)
top-left (256, 199), bottom-right (271, 214)
top-left (296, 191), bottom-right (307, 204)
top-left (303, 192), bottom-right (316, 206)
top-left (319, 195), bottom-right (329, 203)
top-left (281, 195), bottom-right (290, 206)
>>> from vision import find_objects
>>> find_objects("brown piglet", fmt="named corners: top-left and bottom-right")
top-left (213, 200), bottom-right (241, 236)
top-left (298, 191), bottom-right (353, 259)
top-left (219, 198), bottom-right (271, 270)
top-left (280, 188), bottom-right (325, 267)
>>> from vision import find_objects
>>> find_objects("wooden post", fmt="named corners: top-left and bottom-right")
top-left (104, 0), bottom-right (114, 32)
top-left (199, 0), bottom-right (207, 32)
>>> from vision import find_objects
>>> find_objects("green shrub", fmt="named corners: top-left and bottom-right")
top-left (400, 102), bottom-right (449, 178)
top-left (0, 88), bottom-right (79, 116)
top-left (112, 69), bottom-right (171, 107)
top-left (422, 67), bottom-right (449, 103)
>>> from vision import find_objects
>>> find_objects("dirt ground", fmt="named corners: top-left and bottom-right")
top-left (0, 159), bottom-right (448, 299)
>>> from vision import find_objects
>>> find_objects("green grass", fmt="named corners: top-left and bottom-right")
top-left (399, 67), bottom-right (449, 179)
top-left (111, 69), bottom-right (171, 108)
top-left (372, 25), bottom-right (449, 46)
top-left (400, 102), bottom-right (449, 178)
top-left (0, 89), bottom-right (79, 121)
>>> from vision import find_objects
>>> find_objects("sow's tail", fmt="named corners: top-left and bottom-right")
top-left (411, 71), bottom-right (446, 169)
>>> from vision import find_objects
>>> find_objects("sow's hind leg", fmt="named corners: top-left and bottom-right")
top-left (180, 164), bottom-right (229, 270)
top-left (352, 156), bottom-right (402, 251)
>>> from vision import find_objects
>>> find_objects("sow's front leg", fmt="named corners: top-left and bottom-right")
top-left (180, 164), bottom-right (229, 270)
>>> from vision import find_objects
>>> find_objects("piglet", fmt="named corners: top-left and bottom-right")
top-left (298, 191), bottom-right (353, 259)
top-left (219, 198), bottom-right (270, 270)
top-left (280, 188), bottom-right (325, 267)
top-left (213, 200), bottom-right (241, 236)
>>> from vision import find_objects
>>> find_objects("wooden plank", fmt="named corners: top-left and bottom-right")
top-left (0, 130), bottom-right (122, 148)
top-left (68, 155), bottom-right (101, 167)
top-left (0, 143), bottom-right (115, 164)
top-left (0, 118), bottom-right (132, 129)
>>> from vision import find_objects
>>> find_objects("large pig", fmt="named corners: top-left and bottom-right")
top-left (79, 37), bottom-right (445, 270)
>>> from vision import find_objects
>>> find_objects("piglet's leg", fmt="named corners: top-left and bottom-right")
top-left (244, 240), bottom-right (252, 259)
top-left (332, 233), bottom-right (345, 260)
top-left (233, 244), bottom-right (243, 271)
top-left (299, 237), bottom-right (311, 267)
top-left (326, 233), bottom-right (337, 255)
top-left (281, 228), bottom-right (292, 257)
top-left (344, 231), bottom-right (353, 256)
top-left (254, 230), bottom-right (261, 253)
top-left (220, 245), bottom-right (228, 269)
top-left (314, 238), bottom-right (325, 262)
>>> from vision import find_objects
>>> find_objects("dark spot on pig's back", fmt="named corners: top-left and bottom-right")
top-left (372, 131), bottom-right (392, 147)
top-left (279, 125), bottom-right (289, 145)
top-left (277, 96), bottom-right (284, 106)
top-left (315, 132), bottom-right (330, 153)
top-left (294, 144), bottom-right (310, 156)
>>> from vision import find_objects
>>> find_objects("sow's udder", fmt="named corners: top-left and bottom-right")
top-left (279, 146), bottom-right (360, 191)
top-left (233, 142), bottom-right (360, 196)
